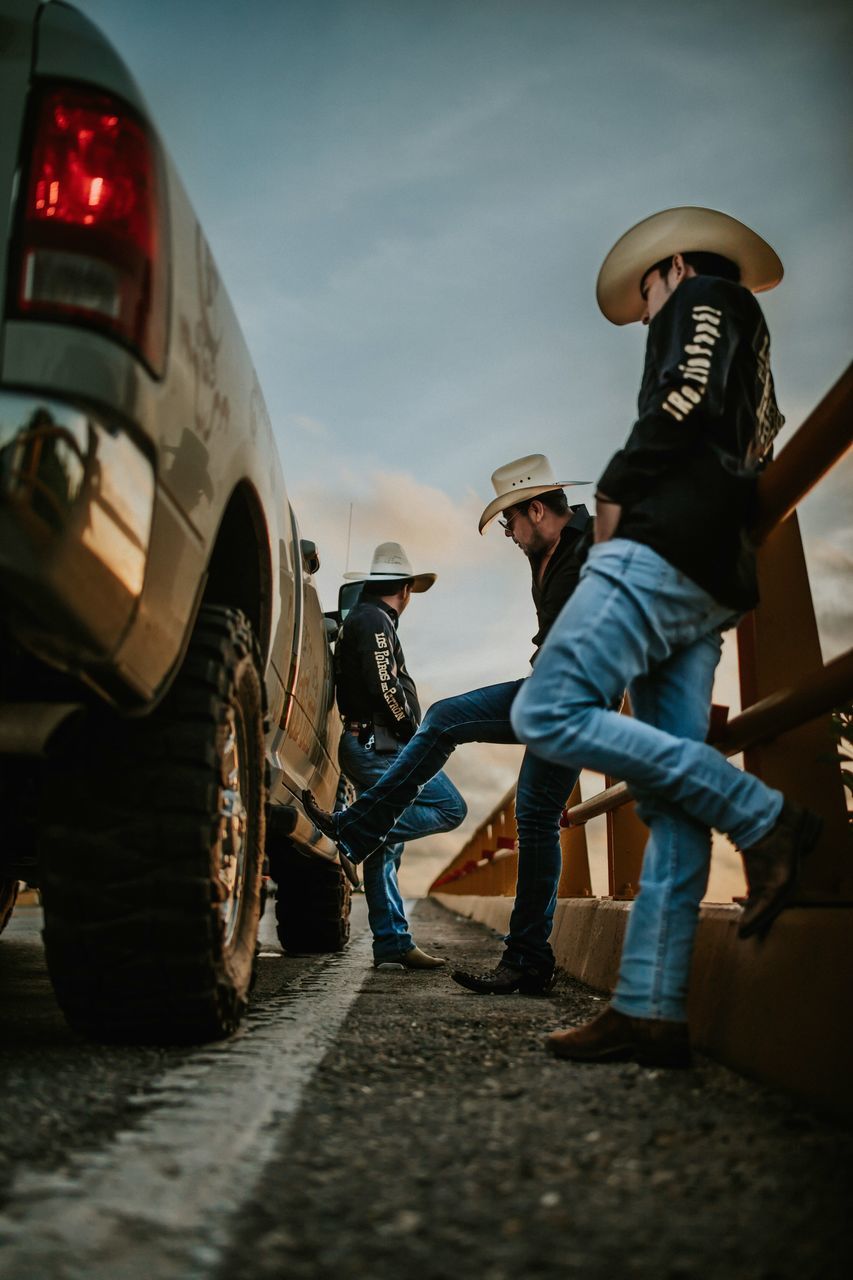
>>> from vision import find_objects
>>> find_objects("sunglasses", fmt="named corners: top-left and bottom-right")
top-left (498, 508), bottom-right (524, 531)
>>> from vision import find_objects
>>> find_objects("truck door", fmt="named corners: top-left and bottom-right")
top-left (268, 505), bottom-right (338, 802)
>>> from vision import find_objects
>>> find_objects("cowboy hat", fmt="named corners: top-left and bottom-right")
top-left (478, 454), bottom-right (590, 534)
top-left (343, 541), bottom-right (436, 592)
top-left (596, 206), bottom-right (784, 326)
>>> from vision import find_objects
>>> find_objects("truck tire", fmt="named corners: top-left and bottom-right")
top-left (39, 606), bottom-right (266, 1043)
top-left (271, 844), bottom-right (351, 954)
top-left (0, 880), bottom-right (18, 936)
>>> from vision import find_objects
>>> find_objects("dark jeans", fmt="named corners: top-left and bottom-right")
top-left (339, 731), bottom-right (466, 962)
top-left (336, 681), bottom-right (579, 969)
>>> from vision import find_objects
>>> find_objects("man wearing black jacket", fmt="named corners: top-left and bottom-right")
top-left (331, 542), bottom-right (467, 970)
top-left (305, 455), bottom-right (591, 995)
top-left (511, 207), bottom-right (822, 1065)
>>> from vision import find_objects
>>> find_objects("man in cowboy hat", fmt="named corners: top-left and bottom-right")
top-left (304, 456), bottom-right (592, 995)
top-left (323, 541), bottom-right (467, 970)
top-left (510, 206), bottom-right (822, 1066)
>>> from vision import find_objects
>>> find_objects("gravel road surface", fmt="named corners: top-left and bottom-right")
top-left (220, 899), bottom-right (852, 1280)
top-left (0, 897), bottom-right (850, 1280)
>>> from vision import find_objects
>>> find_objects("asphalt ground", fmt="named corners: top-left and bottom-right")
top-left (0, 898), bottom-right (850, 1279)
top-left (223, 898), bottom-right (852, 1280)
top-left (0, 905), bottom-right (191, 1204)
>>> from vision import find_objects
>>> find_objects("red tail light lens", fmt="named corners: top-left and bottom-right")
top-left (13, 85), bottom-right (168, 375)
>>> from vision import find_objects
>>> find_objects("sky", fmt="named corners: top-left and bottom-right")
top-left (75, 0), bottom-right (852, 895)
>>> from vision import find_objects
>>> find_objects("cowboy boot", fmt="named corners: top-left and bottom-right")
top-left (547, 1006), bottom-right (691, 1068)
top-left (738, 801), bottom-right (822, 939)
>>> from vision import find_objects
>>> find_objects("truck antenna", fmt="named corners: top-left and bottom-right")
top-left (344, 502), bottom-right (353, 574)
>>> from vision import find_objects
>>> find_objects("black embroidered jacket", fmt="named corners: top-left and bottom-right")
top-left (597, 275), bottom-right (783, 610)
top-left (334, 599), bottom-right (421, 742)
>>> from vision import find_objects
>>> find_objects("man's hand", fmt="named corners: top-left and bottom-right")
top-left (594, 494), bottom-right (622, 543)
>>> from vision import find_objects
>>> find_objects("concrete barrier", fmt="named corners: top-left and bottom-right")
top-left (433, 893), bottom-right (853, 1115)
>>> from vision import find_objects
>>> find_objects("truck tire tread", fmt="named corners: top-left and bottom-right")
top-left (270, 845), bottom-right (352, 954)
top-left (39, 605), bottom-right (266, 1044)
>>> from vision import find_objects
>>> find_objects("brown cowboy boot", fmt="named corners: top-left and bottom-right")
top-left (546, 1006), bottom-right (691, 1068)
top-left (738, 801), bottom-right (822, 940)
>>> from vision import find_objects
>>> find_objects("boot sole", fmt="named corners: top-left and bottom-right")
top-left (738, 810), bottom-right (822, 940)
top-left (547, 1040), bottom-right (691, 1068)
top-left (338, 850), bottom-right (361, 889)
top-left (451, 974), bottom-right (554, 996)
top-left (547, 1039), bottom-right (633, 1062)
top-left (451, 977), bottom-right (522, 995)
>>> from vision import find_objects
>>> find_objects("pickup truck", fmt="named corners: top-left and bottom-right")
top-left (0, 0), bottom-right (350, 1042)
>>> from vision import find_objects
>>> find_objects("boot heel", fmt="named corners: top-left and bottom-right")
top-left (519, 970), bottom-right (557, 996)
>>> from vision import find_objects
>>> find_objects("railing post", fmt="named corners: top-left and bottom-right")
top-left (495, 801), bottom-right (518, 896)
top-left (605, 784), bottom-right (648, 899)
top-left (737, 511), bottom-right (851, 899)
top-left (557, 779), bottom-right (593, 897)
top-left (604, 698), bottom-right (649, 898)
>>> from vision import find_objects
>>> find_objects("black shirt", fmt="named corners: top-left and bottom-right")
top-left (597, 276), bottom-right (783, 611)
top-left (530, 505), bottom-right (591, 658)
top-left (334, 599), bottom-right (421, 743)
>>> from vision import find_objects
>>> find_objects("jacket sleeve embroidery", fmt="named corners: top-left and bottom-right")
top-left (361, 618), bottom-right (416, 734)
top-left (661, 303), bottom-right (724, 421)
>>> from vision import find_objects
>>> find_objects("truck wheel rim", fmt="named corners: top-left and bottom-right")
top-left (219, 704), bottom-right (249, 948)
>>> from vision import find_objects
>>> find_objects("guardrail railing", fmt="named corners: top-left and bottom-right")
top-left (431, 363), bottom-right (853, 903)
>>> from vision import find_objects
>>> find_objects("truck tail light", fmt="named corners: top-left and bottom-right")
top-left (12, 84), bottom-right (168, 375)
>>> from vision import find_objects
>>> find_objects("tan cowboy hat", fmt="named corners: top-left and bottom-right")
top-left (478, 454), bottom-right (591, 534)
top-left (343, 541), bottom-right (436, 592)
top-left (596, 206), bottom-right (784, 326)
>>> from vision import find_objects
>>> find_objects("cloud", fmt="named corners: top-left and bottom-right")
top-left (282, 72), bottom-right (549, 221)
top-left (805, 533), bottom-right (853, 662)
top-left (292, 465), bottom-right (543, 717)
top-left (291, 464), bottom-right (510, 584)
top-left (799, 451), bottom-right (853, 662)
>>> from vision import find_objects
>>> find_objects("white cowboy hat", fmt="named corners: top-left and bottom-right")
top-left (478, 454), bottom-right (591, 534)
top-left (343, 541), bottom-right (436, 592)
top-left (596, 206), bottom-right (784, 326)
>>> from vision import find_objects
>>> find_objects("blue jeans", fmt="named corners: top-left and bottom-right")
top-left (336, 683), bottom-right (579, 970)
top-left (511, 539), bottom-right (784, 1020)
top-left (338, 731), bottom-right (466, 962)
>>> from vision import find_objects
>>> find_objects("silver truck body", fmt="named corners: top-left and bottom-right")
top-left (0, 2), bottom-right (349, 1040)
top-left (0, 0), bottom-right (340, 814)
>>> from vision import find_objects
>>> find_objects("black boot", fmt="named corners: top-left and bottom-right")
top-left (451, 959), bottom-right (556, 996)
top-left (302, 788), bottom-right (338, 840)
top-left (301, 789), bottom-right (360, 889)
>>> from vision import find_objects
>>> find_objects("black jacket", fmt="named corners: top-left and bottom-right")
top-left (597, 276), bottom-right (783, 610)
top-left (334, 599), bottom-right (421, 743)
top-left (530, 505), bottom-right (591, 658)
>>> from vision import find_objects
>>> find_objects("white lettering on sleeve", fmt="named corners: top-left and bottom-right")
top-left (661, 302), bottom-right (724, 425)
top-left (666, 390), bottom-right (694, 415)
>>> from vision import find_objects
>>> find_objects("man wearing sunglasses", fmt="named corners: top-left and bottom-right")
top-left (304, 454), bottom-right (591, 995)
